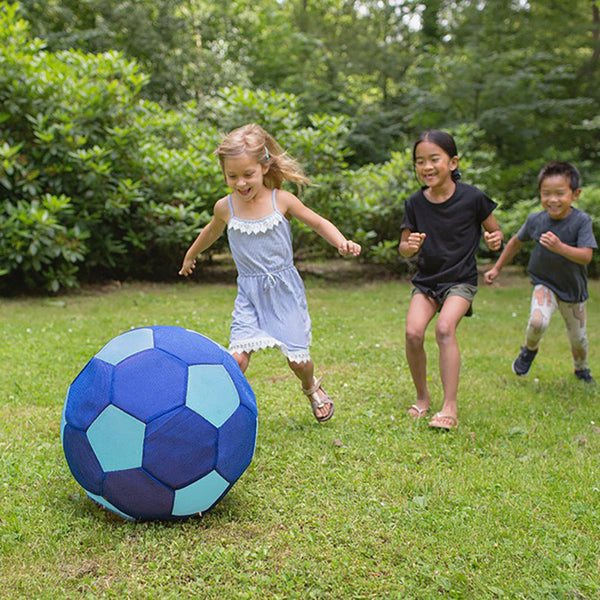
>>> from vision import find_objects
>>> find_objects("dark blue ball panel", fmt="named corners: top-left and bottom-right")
top-left (103, 469), bottom-right (174, 520)
top-left (153, 326), bottom-right (226, 366)
top-left (144, 406), bottom-right (218, 489)
top-left (62, 425), bottom-right (104, 495)
top-left (221, 353), bottom-right (258, 417)
top-left (215, 405), bottom-right (257, 483)
top-left (112, 349), bottom-right (187, 422)
top-left (65, 358), bottom-right (113, 430)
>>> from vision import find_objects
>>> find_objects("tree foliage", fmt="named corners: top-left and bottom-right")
top-left (2, 1), bottom-right (600, 292)
top-left (0, 3), bottom-right (356, 292)
top-left (13, 0), bottom-right (600, 174)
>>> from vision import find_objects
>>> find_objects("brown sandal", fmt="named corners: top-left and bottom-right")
top-left (428, 413), bottom-right (458, 431)
top-left (302, 376), bottom-right (334, 423)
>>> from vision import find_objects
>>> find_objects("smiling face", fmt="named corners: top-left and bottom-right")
top-left (539, 174), bottom-right (580, 220)
top-left (414, 140), bottom-right (459, 191)
top-left (223, 153), bottom-right (268, 202)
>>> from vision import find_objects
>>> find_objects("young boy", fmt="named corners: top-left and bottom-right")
top-left (484, 161), bottom-right (597, 383)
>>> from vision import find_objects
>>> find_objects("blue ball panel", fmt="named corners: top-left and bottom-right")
top-left (172, 470), bottom-right (230, 516)
top-left (95, 328), bottom-right (154, 366)
top-left (153, 326), bottom-right (226, 365)
top-left (62, 425), bottom-right (104, 495)
top-left (186, 364), bottom-right (240, 427)
top-left (103, 469), bottom-right (174, 520)
top-left (221, 353), bottom-right (258, 416)
top-left (60, 401), bottom-right (67, 445)
top-left (112, 349), bottom-right (187, 422)
top-left (65, 358), bottom-right (113, 430)
top-left (87, 405), bottom-right (145, 472)
top-left (216, 405), bottom-right (257, 483)
top-left (144, 407), bottom-right (217, 489)
top-left (86, 492), bottom-right (134, 520)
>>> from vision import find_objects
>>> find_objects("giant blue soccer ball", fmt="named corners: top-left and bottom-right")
top-left (61, 326), bottom-right (257, 520)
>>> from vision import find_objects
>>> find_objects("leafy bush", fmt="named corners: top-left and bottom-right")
top-left (5, 2), bottom-right (595, 293)
top-left (0, 3), bottom-right (361, 292)
top-left (0, 193), bottom-right (87, 292)
top-left (0, 4), bottom-right (224, 292)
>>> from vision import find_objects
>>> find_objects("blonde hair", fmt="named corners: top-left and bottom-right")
top-left (215, 123), bottom-right (310, 191)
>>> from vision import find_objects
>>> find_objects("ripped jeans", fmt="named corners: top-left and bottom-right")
top-left (525, 284), bottom-right (588, 370)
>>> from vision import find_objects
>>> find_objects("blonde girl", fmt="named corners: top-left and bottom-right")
top-left (179, 123), bottom-right (361, 422)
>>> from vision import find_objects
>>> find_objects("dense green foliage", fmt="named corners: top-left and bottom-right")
top-left (0, 5), bottom-right (351, 291)
top-left (2, 1), bottom-right (600, 292)
top-left (15, 0), bottom-right (600, 169)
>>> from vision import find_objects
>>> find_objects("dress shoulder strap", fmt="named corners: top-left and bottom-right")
top-left (272, 189), bottom-right (284, 214)
top-left (227, 194), bottom-right (234, 217)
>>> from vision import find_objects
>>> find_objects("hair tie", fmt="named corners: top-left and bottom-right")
top-left (264, 146), bottom-right (270, 159)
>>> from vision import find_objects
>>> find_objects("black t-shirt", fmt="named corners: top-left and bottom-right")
top-left (517, 208), bottom-right (597, 302)
top-left (401, 182), bottom-right (497, 295)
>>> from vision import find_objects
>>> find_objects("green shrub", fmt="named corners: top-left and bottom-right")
top-left (5, 2), bottom-right (594, 292)
top-left (0, 3), bottom-right (224, 291)
top-left (0, 4), bottom-right (360, 292)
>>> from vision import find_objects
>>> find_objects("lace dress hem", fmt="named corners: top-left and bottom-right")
top-left (229, 336), bottom-right (311, 363)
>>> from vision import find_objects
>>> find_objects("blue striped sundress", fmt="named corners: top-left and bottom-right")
top-left (226, 189), bottom-right (312, 363)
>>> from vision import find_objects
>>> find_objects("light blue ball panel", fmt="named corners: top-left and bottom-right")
top-left (60, 395), bottom-right (67, 445)
top-left (172, 470), bottom-right (229, 516)
top-left (86, 492), bottom-right (135, 520)
top-left (186, 364), bottom-right (240, 428)
top-left (95, 328), bottom-right (154, 366)
top-left (87, 405), bottom-right (145, 471)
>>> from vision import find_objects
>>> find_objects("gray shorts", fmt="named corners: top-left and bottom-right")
top-left (412, 283), bottom-right (477, 316)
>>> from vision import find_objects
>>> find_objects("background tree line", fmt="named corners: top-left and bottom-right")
top-left (1, 0), bottom-right (599, 292)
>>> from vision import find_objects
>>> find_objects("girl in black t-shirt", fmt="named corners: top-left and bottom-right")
top-left (399, 130), bottom-right (503, 430)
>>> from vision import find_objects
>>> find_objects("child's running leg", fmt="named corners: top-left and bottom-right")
top-left (524, 284), bottom-right (557, 349)
top-left (232, 351), bottom-right (251, 373)
top-left (430, 295), bottom-right (471, 428)
top-left (557, 299), bottom-right (588, 370)
top-left (513, 285), bottom-right (557, 376)
top-left (405, 293), bottom-right (438, 417)
top-left (288, 359), bottom-right (334, 422)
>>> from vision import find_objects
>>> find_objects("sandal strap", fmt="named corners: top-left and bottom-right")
top-left (301, 376), bottom-right (334, 422)
top-left (302, 376), bottom-right (323, 398)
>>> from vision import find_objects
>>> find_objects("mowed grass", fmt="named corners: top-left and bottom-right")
top-left (1, 272), bottom-right (599, 599)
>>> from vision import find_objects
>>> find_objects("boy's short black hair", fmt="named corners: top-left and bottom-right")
top-left (538, 161), bottom-right (581, 191)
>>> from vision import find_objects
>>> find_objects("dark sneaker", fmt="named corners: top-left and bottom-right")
top-left (512, 346), bottom-right (538, 376)
top-left (574, 368), bottom-right (595, 384)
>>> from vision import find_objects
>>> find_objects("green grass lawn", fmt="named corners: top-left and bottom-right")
top-left (1, 273), bottom-right (599, 599)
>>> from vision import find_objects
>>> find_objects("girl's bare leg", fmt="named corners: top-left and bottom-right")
top-left (232, 351), bottom-right (251, 373)
top-left (405, 293), bottom-right (438, 414)
top-left (434, 295), bottom-right (471, 424)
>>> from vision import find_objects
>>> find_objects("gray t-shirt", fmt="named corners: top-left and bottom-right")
top-left (517, 208), bottom-right (597, 302)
